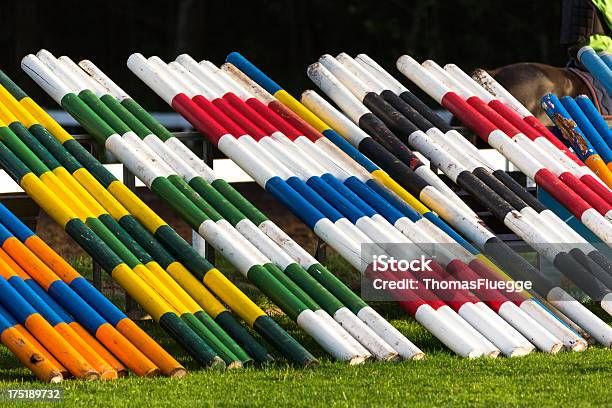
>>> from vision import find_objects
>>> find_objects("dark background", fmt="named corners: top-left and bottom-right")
top-left (1, 0), bottom-right (564, 112)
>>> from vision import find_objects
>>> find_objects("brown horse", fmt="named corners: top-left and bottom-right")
top-left (487, 63), bottom-right (590, 124)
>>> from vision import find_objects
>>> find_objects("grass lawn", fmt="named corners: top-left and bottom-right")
top-left (1, 256), bottom-right (611, 407)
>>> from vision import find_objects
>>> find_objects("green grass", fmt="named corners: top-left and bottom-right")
top-left (1, 256), bottom-right (611, 407)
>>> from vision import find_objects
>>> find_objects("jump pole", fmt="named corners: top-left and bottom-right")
top-left (353, 54), bottom-right (604, 263)
top-left (34, 53), bottom-right (249, 364)
top-left (0, 239), bottom-right (127, 376)
top-left (424, 60), bottom-right (612, 293)
top-left (0, 304), bottom-right (64, 382)
top-left (2, 64), bottom-right (258, 366)
top-left (425, 64), bottom-right (612, 276)
top-left (578, 46), bottom-right (612, 95)
top-left (424, 60), bottom-right (612, 229)
top-left (403, 57), bottom-right (612, 244)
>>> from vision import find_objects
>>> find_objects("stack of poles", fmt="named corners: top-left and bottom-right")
top-left (0, 260), bottom-right (98, 381)
top-left (0, 73), bottom-right (312, 368)
top-left (0, 304), bottom-right (63, 382)
top-left (6, 63), bottom-right (313, 369)
top-left (572, 96), bottom-right (612, 151)
top-left (32, 52), bottom-right (372, 366)
top-left (224, 53), bottom-right (612, 349)
top-left (307, 54), bottom-right (612, 315)
top-left (226, 51), bottom-right (594, 316)
top-left (76, 58), bottom-right (411, 362)
top-left (404, 57), bottom-right (612, 245)
top-left (124, 53), bottom-right (511, 359)
top-left (472, 69), bottom-right (612, 189)
top-left (541, 94), bottom-right (612, 175)
top-left (210, 56), bottom-right (608, 355)
top-left (24, 50), bottom-right (372, 366)
top-left (346, 55), bottom-right (612, 330)
top-left (321, 54), bottom-right (606, 252)
top-left (193, 58), bottom-right (565, 357)
top-left (419, 58), bottom-right (612, 235)
top-left (416, 62), bottom-right (612, 266)
top-left (222, 61), bottom-right (585, 350)
top-left (0, 203), bottom-right (180, 380)
top-left (397, 58), bottom-right (612, 241)
top-left (578, 46), bottom-right (612, 95)
top-left (435, 61), bottom-right (612, 271)
top-left (391, 56), bottom-right (612, 320)
top-left (2, 64), bottom-right (311, 369)
top-left (0, 68), bottom-right (234, 370)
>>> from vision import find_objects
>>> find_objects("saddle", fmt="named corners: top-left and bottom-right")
top-left (567, 67), bottom-right (612, 120)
